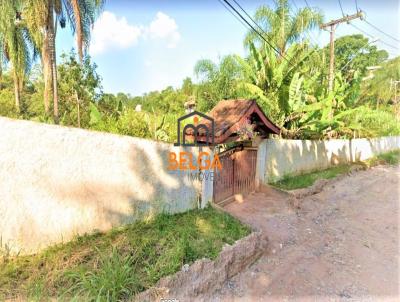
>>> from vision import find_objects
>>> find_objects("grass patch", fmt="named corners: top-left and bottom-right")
top-left (271, 165), bottom-right (351, 191)
top-left (270, 150), bottom-right (400, 191)
top-left (364, 149), bottom-right (400, 167)
top-left (0, 206), bottom-right (250, 301)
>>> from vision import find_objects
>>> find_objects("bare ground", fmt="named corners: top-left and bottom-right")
top-left (211, 165), bottom-right (400, 301)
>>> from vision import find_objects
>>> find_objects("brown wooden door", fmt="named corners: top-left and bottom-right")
top-left (213, 147), bottom-right (257, 205)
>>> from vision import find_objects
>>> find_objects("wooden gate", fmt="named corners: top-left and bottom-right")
top-left (213, 147), bottom-right (257, 205)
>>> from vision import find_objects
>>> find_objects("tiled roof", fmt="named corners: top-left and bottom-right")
top-left (200, 99), bottom-right (280, 143)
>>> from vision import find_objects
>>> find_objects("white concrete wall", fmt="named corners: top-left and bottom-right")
top-left (0, 117), bottom-right (201, 254)
top-left (262, 136), bottom-right (400, 183)
top-left (2, 116), bottom-right (398, 254)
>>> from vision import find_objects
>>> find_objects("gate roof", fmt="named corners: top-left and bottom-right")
top-left (199, 99), bottom-right (280, 144)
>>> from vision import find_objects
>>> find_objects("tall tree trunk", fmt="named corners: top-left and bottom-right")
top-left (71, 0), bottom-right (83, 62)
top-left (47, 0), bottom-right (59, 124)
top-left (41, 38), bottom-right (51, 114)
top-left (13, 70), bottom-right (20, 112)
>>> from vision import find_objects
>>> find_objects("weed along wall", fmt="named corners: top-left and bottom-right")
top-left (261, 136), bottom-right (400, 183)
top-left (0, 117), bottom-right (208, 255)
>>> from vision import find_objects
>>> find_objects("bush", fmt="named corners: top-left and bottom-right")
top-left (338, 106), bottom-right (400, 138)
top-left (116, 110), bottom-right (151, 138)
top-left (0, 90), bottom-right (18, 118)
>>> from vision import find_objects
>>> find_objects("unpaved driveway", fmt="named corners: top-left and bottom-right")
top-left (213, 165), bottom-right (399, 301)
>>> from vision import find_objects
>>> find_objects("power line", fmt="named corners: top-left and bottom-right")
top-left (335, 0), bottom-right (399, 51)
top-left (289, 0), bottom-right (320, 46)
top-left (349, 22), bottom-right (399, 50)
top-left (303, 0), bottom-right (311, 9)
top-left (340, 38), bottom-right (378, 72)
top-left (363, 19), bottom-right (400, 43)
top-left (354, 0), bottom-right (359, 12)
top-left (217, 0), bottom-right (249, 30)
top-left (290, 0), bottom-right (299, 11)
top-left (232, 0), bottom-right (320, 66)
top-left (230, 0), bottom-right (274, 40)
top-left (220, 0), bottom-right (295, 66)
top-left (303, 0), bottom-right (323, 45)
top-left (338, 0), bottom-right (345, 17)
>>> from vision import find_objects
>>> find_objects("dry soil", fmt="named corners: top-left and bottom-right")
top-left (212, 164), bottom-right (399, 301)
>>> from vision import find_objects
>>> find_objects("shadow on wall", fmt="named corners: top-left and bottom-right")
top-left (265, 139), bottom-right (350, 182)
top-left (52, 143), bottom-right (200, 241)
top-left (350, 136), bottom-right (400, 162)
top-left (0, 116), bottom-right (202, 255)
top-left (265, 136), bottom-right (400, 183)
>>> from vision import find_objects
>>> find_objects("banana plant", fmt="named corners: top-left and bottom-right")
top-left (236, 41), bottom-right (316, 124)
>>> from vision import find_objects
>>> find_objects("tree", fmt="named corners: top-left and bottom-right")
top-left (244, 0), bottom-right (323, 57)
top-left (57, 50), bottom-right (102, 127)
top-left (360, 57), bottom-right (400, 106)
top-left (332, 34), bottom-right (388, 76)
top-left (0, 0), bottom-right (34, 112)
top-left (181, 77), bottom-right (194, 96)
top-left (23, 0), bottom-right (104, 123)
top-left (194, 55), bottom-right (244, 111)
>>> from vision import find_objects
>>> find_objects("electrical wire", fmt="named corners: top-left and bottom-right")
top-left (230, 0), bottom-right (274, 41)
top-left (219, 0), bottom-right (296, 67)
top-left (335, 0), bottom-right (399, 51)
top-left (349, 22), bottom-right (399, 50)
top-left (290, 0), bottom-right (299, 11)
top-left (217, 0), bottom-right (249, 30)
top-left (233, 0), bottom-right (321, 68)
top-left (338, 0), bottom-right (345, 17)
top-left (231, 0), bottom-right (320, 67)
top-left (363, 19), bottom-right (400, 43)
top-left (340, 38), bottom-right (378, 71)
top-left (289, 0), bottom-right (320, 46)
top-left (354, 0), bottom-right (359, 12)
top-left (303, 0), bottom-right (311, 9)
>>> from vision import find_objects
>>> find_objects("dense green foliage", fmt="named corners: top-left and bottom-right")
top-left (0, 0), bottom-right (399, 140)
top-left (332, 35), bottom-right (388, 74)
top-left (0, 206), bottom-right (250, 300)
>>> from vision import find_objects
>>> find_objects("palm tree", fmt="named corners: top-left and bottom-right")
top-left (244, 0), bottom-right (323, 58)
top-left (68, 0), bottom-right (105, 62)
top-left (0, 0), bottom-right (34, 112)
top-left (23, 0), bottom-right (104, 123)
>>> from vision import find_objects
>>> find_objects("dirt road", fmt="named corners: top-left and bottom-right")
top-left (213, 165), bottom-right (399, 301)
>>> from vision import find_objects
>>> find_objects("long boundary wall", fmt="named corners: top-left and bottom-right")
top-left (0, 117), bottom-right (205, 254)
top-left (259, 136), bottom-right (400, 183)
top-left (1, 116), bottom-right (399, 254)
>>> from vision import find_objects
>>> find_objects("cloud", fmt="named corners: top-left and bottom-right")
top-left (90, 11), bottom-right (181, 55)
top-left (90, 11), bottom-right (142, 55)
top-left (147, 12), bottom-right (181, 48)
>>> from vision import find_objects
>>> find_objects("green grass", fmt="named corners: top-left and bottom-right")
top-left (365, 149), bottom-right (400, 167)
top-left (270, 150), bottom-right (400, 191)
top-left (271, 165), bottom-right (352, 191)
top-left (0, 206), bottom-right (250, 301)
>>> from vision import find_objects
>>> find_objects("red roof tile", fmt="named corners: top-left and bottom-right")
top-left (199, 99), bottom-right (280, 143)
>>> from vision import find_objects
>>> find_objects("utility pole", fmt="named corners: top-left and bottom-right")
top-left (394, 80), bottom-right (400, 104)
top-left (321, 11), bottom-right (364, 91)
